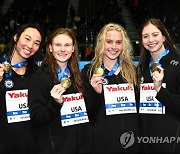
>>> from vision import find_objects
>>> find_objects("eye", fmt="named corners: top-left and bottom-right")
top-left (116, 41), bottom-right (122, 45)
top-left (106, 40), bottom-right (113, 44)
top-left (55, 43), bottom-right (61, 47)
top-left (65, 43), bottom-right (72, 47)
top-left (153, 33), bottom-right (158, 37)
top-left (34, 42), bottom-right (40, 46)
top-left (25, 37), bottom-right (30, 41)
top-left (142, 35), bottom-right (148, 39)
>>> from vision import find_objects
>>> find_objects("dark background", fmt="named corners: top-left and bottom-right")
top-left (0, 0), bottom-right (180, 61)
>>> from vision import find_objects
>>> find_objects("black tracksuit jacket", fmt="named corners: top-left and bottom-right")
top-left (0, 59), bottom-right (37, 154)
top-left (28, 66), bottom-right (92, 154)
top-left (81, 64), bottom-right (140, 154)
top-left (139, 50), bottom-right (180, 154)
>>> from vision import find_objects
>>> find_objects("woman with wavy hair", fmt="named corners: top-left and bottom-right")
top-left (81, 23), bottom-right (139, 154)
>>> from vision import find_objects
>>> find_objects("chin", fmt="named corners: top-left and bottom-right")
top-left (149, 50), bottom-right (158, 54)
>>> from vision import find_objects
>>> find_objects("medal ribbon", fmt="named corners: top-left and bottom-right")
top-left (3, 60), bottom-right (27, 78)
top-left (57, 66), bottom-right (69, 82)
top-left (149, 48), bottom-right (169, 76)
top-left (12, 61), bottom-right (27, 68)
top-left (103, 60), bottom-right (120, 77)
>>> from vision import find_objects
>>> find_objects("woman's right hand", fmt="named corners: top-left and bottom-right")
top-left (50, 84), bottom-right (66, 104)
top-left (90, 74), bottom-right (104, 94)
top-left (0, 64), bottom-right (4, 82)
top-left (152, 66), bottom-right (164, 92)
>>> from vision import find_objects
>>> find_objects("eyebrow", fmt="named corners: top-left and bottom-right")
top-left (25, 34), bottom-right (41, 42)
top-left (142, 32), bottom-right (159, 35)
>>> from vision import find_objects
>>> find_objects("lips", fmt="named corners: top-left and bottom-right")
top-left (57, 53), bottom-right (67, 57)
top-left (147, 43), bottom-right (157, 48)
top-left (23, 48), bottom-right (31, 54)
top-left (109, 50), bottom-right (118, 54)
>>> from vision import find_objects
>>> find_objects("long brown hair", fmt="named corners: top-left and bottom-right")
top-left (138, 18), bottom-right (178, 83)
top-left (43, 28), bottom-right (84, 93)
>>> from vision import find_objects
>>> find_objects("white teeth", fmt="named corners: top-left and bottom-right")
top-left (24, 49), bottom-right (30, 54)
top-left (148, 44), bottom-right (156, 47)
top-left (111, 51), bottom-right (117, 54)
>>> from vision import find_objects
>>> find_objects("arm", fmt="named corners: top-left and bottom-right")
top-left (28, 70), bottom-right (62, 128)
top-left (81, 65), bottom-right (103, 121)
top-left (155, 65), bottom-right (180, 116)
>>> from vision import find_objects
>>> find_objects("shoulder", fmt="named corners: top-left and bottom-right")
top-left (31, 65), bottom-right (53, 82)
top-left (82, 63), bottom-right (91, 71)
top-left (81, 63), bottom-right (91, 73)
top-left (81, 64), bottom-right (93, 84)
top-left (167, 50), bottom-right (180, 65)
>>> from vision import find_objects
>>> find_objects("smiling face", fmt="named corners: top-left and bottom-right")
top-left (142, 23), bottom-right (165, 55)
top-left (49, 34), bottom-right (74, 65)
top-left (103, 30), bottom-right (123, 63)
top-left (14, 27), bottom-right (42, 60)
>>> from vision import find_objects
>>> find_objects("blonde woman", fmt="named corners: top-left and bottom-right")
top-left (81, 23), bottom-right (139, 154)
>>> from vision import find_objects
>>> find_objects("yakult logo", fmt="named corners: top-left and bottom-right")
top-left (63, 94), bottom-right (83, 102)
top-left (8, 92), bottom-right (28, 99)
top-left (105, 85), bottom-right (133, 92)
top-left (141, 85), bottom-right (155, 91)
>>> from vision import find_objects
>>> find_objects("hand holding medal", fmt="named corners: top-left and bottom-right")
top-left (61, 78), bottom-right (71, 89)
top-left (3, 62), bottom-right (12, 74)
top-left (151, 63), bottom-right (164, 92)
top-left (90, 67), bottom-right (105, 94)
top-left (94, 67), bottom-right (104, 76)
top-left (150, 63), bottom-right (161, 73)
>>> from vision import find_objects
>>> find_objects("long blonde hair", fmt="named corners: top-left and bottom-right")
top-left (90, 23), bottom-right (137, 86)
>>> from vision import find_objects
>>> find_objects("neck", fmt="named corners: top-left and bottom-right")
top-left (151, 47), bottom-right (166, 63)
top-left (103, 57), bottom-right (117, 70)
top-left (151, 52), bottom-right (160, 63)
top-left (11, 50), bottom-right (26, 65)
top-left (58, 61), bottom-right (68, 72)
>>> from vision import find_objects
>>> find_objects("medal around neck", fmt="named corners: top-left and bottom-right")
top-left (94, 67), bottom-right (104, 75)
top-left (61, 78), bottom-right (71, 89)
top-left (150, 63), bottom-right (160, 73)
top-left (3, 63), bottom-right (12, 73)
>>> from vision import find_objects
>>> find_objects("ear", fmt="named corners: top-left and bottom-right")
top-left (72, 46), bottom-right (75, 53)
top-left (163, 36), bottom-right (165, 42)
top-left (49, 44), bottom-right (52, 52)
top-left (13, 34), bottom-right (17, 41)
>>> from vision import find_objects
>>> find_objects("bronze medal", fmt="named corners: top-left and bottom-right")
top-left (94, 67), bottom-right (104, 75)
top-left (4, 63), bottom-right (12, 73)
top-left (150, 63), bottom-right (160, 73)
top-left (61, 78), bottom-right (71, 89)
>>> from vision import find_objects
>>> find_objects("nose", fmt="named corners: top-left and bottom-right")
top-left (149, 36), bottom-right (154, 42)
top-left (112, 42), bottom-right (116, 49)
top-left (60, 45), bottom-right (65, 51)
top-left (27, 41), bottom-right (33, 48)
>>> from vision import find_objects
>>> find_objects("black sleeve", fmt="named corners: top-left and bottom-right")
top-left (28, 69), bottom-right (62, 128)
top-left (156, 86), bottom-right (180, 116)
top-left (156, 62), bottom-right (180, 116)
top-left (81, 65), bottom-right (102, 122)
